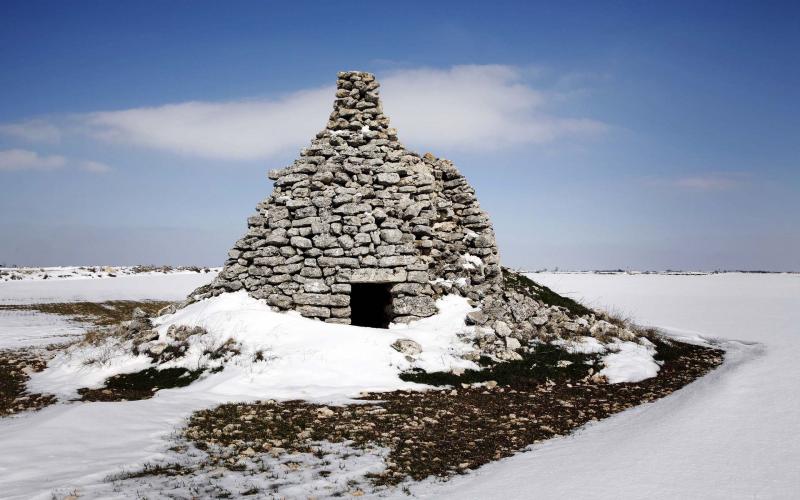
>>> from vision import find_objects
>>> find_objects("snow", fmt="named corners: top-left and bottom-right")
top-left (99, 440), bottom-right (390, 499)
top-left (555, 335), bottom-right (607, 354)
top-left (2, 272), bottom-right (798, 498)
top-left (460, 253), bottom-right (483, 270)
top-left (412, 272), bottom-right (800, 499)
top-left (554, 335), bottom-right (661, 383)
top-left (32, 291), bottom-right (479, 400)
top-left (598, 338), bottom-right (660, 383)
top-left (0, 266), bottom-right (220, 283)
top-left (0, 309), bottom-right (85, 349)
top-left (0, 270), bottom-right (217, 305)
top-left (2, 291), bottom-right (479, 499)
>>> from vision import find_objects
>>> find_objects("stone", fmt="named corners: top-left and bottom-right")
top-left (317, 256), bottom-right (359, 268)
top-left (333, 203), bottom-right (370, 215)
top-left (330, 307), bottom-right (350, 318)
top-left (378, 255), bottom-right (417, 267)
top-left (300, 266), bottom-right (322, 278)
top-left (393, 296), bottom-right (437, 316)
top-left (349, 268), bottom-right (407, 283)
top-left (131, 307), bottom-right (149, 321)
top-left (391, 338), bottom-right (422, 356)
top-left (267, 294), bottom-right (292, 309)
top-left (465, 310), bottom-right (488, 326)
top-left (148, 343), bottom-right (167, 356)
top-left (290, 236), bottom-right (312, 249)
top-left (274, 262), bottom-right (302, 274)
top-left (254, 256), bottom-right (284, 266)
top-left (376, 172), bottom-right (400, 185)
top-left (495, 349), bottom-right (523, 361)
top-left (312, 234), bottom-right (338, 248)
top-left (293, 293), bottom-right (350, 307)
top-left (391, 283), bottom-right (427, 295)
top-left (303, 280), bottom-right (330, 293)
top-left (493, 320), bottom-right (512, 337)
top-left (265, 232), bottom-right (289, 246)
top-left (531, 314), bottom-right (549, 326)
top-left (316, 406), bottom-right (335, 417)
top-left (406, 271), bottom-right (429, 283)
top-left (379, 228), bottom-right (403, 244)
top-left (297, 305), bottom-right (330, 318)
top-left (337, 234), bottom-right (355, 249)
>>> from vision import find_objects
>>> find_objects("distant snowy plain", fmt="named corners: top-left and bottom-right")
top-left (0, 271), bottom-right (797, 499)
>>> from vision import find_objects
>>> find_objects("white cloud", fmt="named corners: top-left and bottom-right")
top-left (0, 149), bottom-right (66, 171)
top-left (80, 160), bottom-right (112, 174)
top-left (382, 65), bottom-right (606, 150)
top-left (0, 120), bottom-right (61, 143)
top-left (82, 88), bottom-right (332, 161)
top-left (70, 65), bottom-right (605, 161)
top-left (649, 172), bottom-right (749, 191)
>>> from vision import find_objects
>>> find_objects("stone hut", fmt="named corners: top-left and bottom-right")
top-left (178, 70), bottom-right (639, 359)
top-left (191, 71), bottom-right (503, 328)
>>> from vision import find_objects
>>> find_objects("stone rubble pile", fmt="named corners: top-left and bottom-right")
top-left (462, 289), bottom-right (637, 360)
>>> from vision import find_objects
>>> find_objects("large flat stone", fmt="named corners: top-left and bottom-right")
top-left (349, 268), bottom-right (408, 283)
top-left (293, 293), bottom-right (350, 307)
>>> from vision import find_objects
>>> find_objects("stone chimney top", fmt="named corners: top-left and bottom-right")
top-left (327, 71), bottom-right (392, 137)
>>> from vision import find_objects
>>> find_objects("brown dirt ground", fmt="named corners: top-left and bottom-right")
top-left (0, 347), bottom-right (58, 417)
top-left (185, 339), bottom-right (723, 486)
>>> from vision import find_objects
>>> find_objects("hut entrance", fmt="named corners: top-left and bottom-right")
top-left (350, 283), bottom-right (393, 328)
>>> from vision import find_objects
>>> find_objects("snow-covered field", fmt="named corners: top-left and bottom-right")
top-left (0, 266), bottom-right (220, 283)
top-left (0, 271), bottom-right (219, 349)
top-left (0, 270), bottom-right (218, 305)
top-left (0, 309), bottom-right (85, 349)
top-left (416, 272), bottom-right (800, 499)
top-left (0, 271), bottom-right (797, 499)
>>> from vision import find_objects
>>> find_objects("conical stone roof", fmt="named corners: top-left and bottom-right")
top-left (191, 71), bottom-right (503, 324)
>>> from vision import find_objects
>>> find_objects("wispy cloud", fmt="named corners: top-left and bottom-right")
top-left (0, 149), bottom-right (66, 171)
top-left (0, 65), bottom-right (607, 162)
top-left (79, 160), bottom-right (113, 174)
top-left (649, 172), bottom-right (750, 191)
top-left (381, 65), bottom-right (607, 151)
top-left (82, 87), bottom-right (332, 161)
top-left (0, 120), bottom-right (61, 144)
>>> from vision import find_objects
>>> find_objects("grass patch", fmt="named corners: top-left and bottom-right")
top-left (0, 348), bottom-right (56, 416)
top-left (502, 268), bottom-right (592, 316)
top-left (78, 367), bottom-right (204, 402)
top-left (400, 344), bottom-right (600, 388)
top-left (107, 462), bottom-right (190, 481)
top-left (0, 300), bottom-right (173, 327)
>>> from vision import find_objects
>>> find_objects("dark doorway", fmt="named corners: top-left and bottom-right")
top-left (350, 283), bottom-right (393, 328)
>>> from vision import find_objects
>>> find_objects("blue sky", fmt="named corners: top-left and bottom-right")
top-left (1, 0), bottom-right (797, 270)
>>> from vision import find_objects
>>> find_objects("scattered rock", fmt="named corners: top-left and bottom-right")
top-left (391, 339), bottom-right (422, 356)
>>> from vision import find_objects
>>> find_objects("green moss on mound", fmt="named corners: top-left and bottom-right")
top-left (502, 268), bottom-right (593, 316)
top-left (401, 344), bottom-right (601, 389)
top-left (78, 367), bottom-right (203, 401)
